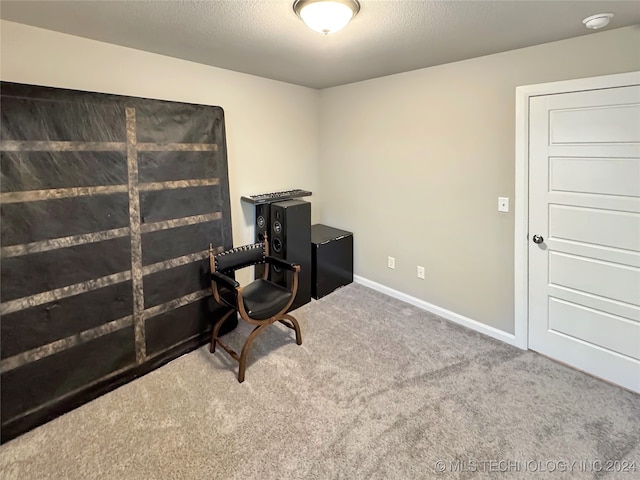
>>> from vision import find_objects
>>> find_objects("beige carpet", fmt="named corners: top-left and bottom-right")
top-left (1, 283), bottom-right (639, 479)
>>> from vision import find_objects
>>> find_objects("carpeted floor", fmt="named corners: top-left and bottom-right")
top-left (1, 283), bottom-right (639, 479)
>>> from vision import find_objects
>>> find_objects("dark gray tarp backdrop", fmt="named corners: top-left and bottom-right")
top-left (0, 82), bottom-right (235, 442)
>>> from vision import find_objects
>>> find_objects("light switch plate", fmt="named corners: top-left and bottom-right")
top-left (498, 197), bottom-right (509, 213)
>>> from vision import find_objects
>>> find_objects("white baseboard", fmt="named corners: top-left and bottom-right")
top-left (353, 275), bottom-right (523, 349)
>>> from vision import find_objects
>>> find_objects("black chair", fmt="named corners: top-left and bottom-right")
top-left (208, 240), bottom-right (302, 383)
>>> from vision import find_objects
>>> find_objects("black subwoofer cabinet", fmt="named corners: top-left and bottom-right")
top-left (311, 224), bottom-right (353, 299)
top-left (270, 199), bottom-right (311, 310)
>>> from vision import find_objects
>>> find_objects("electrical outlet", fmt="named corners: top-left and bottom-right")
top-left (417, 266), bottom-right (425, 279)
top-left (388, 256), bottom-right (395, 269)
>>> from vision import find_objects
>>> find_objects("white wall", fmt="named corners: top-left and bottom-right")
top-left (0, 20), bottom-right (321, 284)
top-left (319, 26), bottom-right (640, 334)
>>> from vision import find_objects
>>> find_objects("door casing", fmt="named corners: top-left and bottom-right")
top-left (514, 71), bottom-right (640, 350)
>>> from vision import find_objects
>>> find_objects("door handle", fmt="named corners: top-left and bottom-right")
top-left (532, 234), bottom-right (544, 244)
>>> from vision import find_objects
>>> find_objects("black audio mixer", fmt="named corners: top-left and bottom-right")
top-left (241, 189), bottom-right (312, 205)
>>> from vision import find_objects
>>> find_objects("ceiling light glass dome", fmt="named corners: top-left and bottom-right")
top-left (293, 0), bottom-right (360, 35)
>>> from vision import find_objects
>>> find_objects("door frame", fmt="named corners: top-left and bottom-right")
top-left (513, 71), bottom-right (640, 350)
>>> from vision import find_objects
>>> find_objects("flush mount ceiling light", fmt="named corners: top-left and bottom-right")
top-left (293, 0), bottom-right (360, 35)
top-left (583, 13), bottom-right (614, 30)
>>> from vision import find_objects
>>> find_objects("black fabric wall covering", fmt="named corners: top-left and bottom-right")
top-left (0, 82), bottom-right (235, 442)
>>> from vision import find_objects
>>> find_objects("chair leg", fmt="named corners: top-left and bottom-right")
top-left (238, 323), bottom-right (268, 383)
top-left (210, 309), bottom-right (235, 353)
top-left (280, 314), bottom-right (302, 345)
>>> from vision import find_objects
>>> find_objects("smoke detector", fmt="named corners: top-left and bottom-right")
top-left (583, 13), bottom-right (614, 30)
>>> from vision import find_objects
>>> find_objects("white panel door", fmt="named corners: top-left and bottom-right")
top-left (528, 85), bottom-right (640, 393)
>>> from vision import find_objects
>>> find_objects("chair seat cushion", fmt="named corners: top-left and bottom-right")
top-left (242, 279), bottom-right (292, 320)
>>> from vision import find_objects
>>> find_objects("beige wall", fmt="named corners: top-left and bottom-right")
top-left (3, 19), bottom-right (640, 335)
top-left (0, 20), bottom-right (321, 285)
top-left (319, 26), bottom-right (640, 334)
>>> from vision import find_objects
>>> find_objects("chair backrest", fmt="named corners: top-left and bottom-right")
top-left (214, 243), bottom-right (266, 273)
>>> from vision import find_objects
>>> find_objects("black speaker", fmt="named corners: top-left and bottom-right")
top-left (254, 203), bottom-right (270, 278)
top-left (255, 203), bottom-right (270, 243)
top-left (270, 199), bottom-right (311, 311)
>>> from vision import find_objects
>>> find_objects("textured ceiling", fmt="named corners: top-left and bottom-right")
top-left (1, 1), bottom-right (639, 89)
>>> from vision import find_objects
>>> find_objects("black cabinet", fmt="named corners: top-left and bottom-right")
top-left (311, 224), bottom-right (353, 299)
